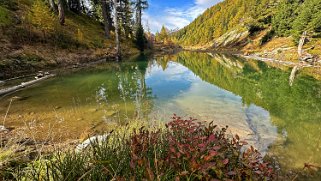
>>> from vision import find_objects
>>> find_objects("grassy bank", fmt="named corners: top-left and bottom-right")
top-left (1, 115), bottom-right (321, 180)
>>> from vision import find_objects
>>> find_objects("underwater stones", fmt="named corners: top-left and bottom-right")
top-left (89, 108), bottom-right (98, 113)
top-left (0, 125), bottom-right (8, 132)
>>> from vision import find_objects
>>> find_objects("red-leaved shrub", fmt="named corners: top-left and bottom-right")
top-left (129, 115), bottom-right (277, 180)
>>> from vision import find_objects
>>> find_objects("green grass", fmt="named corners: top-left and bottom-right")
top-left (0, 6), bottom-right (11, 26)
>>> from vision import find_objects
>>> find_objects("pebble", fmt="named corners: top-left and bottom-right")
top-left (0, 125), bottom-right (8, 132)
top-left (0, 80), bottom-right (4, 85)
top-left (55, 106), bottom-right (62, 110)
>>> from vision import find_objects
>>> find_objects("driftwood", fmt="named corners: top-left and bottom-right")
top-left (289, 32), bottom-right (306, 86)
top-left (289, 65), bottom-right (300, 86)
top-left (0, 74), bottom-right (55, 96)
top-left (289, 31), bottom-right (320, 86)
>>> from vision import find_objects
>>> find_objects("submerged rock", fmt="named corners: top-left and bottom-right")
top-left (75, 133), bottom-right (110, 152)
top-left (0, 125), bottom-right (8, 132)
top-left (89, 108), bottom-right (98, 113)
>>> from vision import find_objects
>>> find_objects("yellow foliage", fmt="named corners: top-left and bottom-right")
top-left (28, 0), bottom-right (56, 33)
top-left (77, 28), bottom-right (84, 42)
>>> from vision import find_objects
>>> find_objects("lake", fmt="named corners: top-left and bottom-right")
top-left (1, 51), bottom-right (321, 170)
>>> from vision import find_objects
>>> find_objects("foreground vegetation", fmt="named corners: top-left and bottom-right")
top-left (1, 115), bottom-right (280, 180)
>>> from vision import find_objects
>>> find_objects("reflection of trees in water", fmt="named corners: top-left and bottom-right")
top-left (161, 51), bottom-right (321, 123)
top-left (95, 59), bottom-right (154, 123)
top-left (155, 51), bottom-right (321, 168)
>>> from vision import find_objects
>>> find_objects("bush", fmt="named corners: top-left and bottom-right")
top-left (10, 115), bottom-right (277, 180)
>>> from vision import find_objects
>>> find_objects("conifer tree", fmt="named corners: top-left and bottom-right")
top-left (120, 0), bottom-right (133, 38)
top-left (135, 24), bottom-right (145, 51)
top-left (159, 25), bottom-right (168, 42)
top-left (134, 0), bottom-right (148, 27)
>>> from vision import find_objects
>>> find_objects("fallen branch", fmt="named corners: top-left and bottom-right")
top-left (0, 74), bottom-right (55, 96)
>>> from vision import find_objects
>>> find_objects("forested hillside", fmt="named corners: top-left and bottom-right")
top-left (0, 0), bottom-right (148, 78)
top-left (172, 0), bottom-right (321, 48)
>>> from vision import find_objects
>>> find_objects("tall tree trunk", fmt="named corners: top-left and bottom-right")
top-left (48, 0), bottom-right (57, 13)
top-left (101, 0), bottom-right (110, 38)
top-left (107, 3), bottom-right (113, 31)
top-left (136, 8), bottom-right (142, 27)
top-left (113, 0), bottom-right (121, 61)
top-left (58, 0), bottom-right (65, 25)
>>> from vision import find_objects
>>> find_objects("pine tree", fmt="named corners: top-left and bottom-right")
top-left (135, 24), bottom-right (145, 51)
top-left (134, 0), bottom-right (148, 27)
top-left (120, 0), bottom-right (133, 38)
top-left (159, 25), bottom-right (168, 42)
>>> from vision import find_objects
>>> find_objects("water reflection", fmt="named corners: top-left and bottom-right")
top-left (0, 52), bottom-right (321, 169)
top-left (154, 51), bottom-right (321, 169)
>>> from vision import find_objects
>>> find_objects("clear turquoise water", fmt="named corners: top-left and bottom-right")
top-left (1, 51), bottom-right (321, 169)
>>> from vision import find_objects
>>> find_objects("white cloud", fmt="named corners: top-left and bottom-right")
top-left (196, 0), bottom-right (218, 6)
top-left (143, 0), bottom-right (221, 33)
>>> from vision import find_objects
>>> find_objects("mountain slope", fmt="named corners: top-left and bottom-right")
top-left (173, 0), bottom-right (277, 47)
top-left (172, 0), bottom-right (321, 50)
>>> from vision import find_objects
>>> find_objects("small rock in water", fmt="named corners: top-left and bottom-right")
top-left (0, 80), bottom-right (4, 85)
top-left (54, 106), bottom-right (62, 110)
top-left (0, 125), bottom-right (8, 132)
top-left (77, 118), bottom-right (84, 121)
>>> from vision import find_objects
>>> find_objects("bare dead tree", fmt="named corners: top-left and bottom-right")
top-left (289, 31), bottom-right (320, 86)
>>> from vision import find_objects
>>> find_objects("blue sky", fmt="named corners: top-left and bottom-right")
top-left (143, 0), bottom-right (221, 33)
